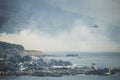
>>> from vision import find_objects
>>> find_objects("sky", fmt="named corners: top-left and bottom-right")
top-left (0, 0), bottom-right (120, 52)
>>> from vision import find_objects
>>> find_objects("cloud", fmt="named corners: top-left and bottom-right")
top-left (0, 0), bottom-right (120, 52)
top-left (49, 0), bottom-right (120, 42)
top-left (0, 19), bottom-right (120, 52)
top-left (48, 0), bottom-right (120, 26)
top-left (0, 0), bottom-right (78, 35)
top-left (1, 0), bottom-right (120, 40)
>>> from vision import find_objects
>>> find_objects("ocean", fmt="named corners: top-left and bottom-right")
top-left (45, 52), bottom-right (120, 68)
top-left (0, 75), bottom-right (120, 80)
top-left (0, 52), bottom-right (120, 80)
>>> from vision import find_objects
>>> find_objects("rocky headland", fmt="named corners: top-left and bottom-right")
top-left (0, 41), bottom-right (120, 77)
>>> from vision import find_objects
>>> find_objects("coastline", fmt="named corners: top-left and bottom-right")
top-left (0, 66), bottom-right (120, 77)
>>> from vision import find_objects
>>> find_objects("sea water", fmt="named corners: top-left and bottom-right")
top-left (0, 75), bottom-right (120, 80)
top-left (45, 52), bottom-right (120, 68)
top-left (0, 52), bottom-right (120, 80)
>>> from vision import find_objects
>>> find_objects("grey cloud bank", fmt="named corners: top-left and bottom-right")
top-left (0, 0), bottom-right (120, 52)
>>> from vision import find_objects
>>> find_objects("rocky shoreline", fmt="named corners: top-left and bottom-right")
top-left (0, 42), bottom-right (120, 77)
top-left (0, 66), bottom-right (120, 77)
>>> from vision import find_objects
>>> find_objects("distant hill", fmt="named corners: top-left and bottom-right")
top-left (0, 41), bottom-right (24, 57)
top-left (0, 41), bottom-right (43, 57)
top-left (0, 41), bottom-right (24, 51)
top-left (21, 50), bottom-right (43, 56)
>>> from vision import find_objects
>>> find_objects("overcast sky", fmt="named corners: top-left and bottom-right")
top-left (0, 0), bottom-right (120, 52)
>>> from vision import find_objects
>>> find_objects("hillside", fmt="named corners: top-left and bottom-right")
top-left (0, 41), bottom-right (43, 57)
top-left (0, 41), bottom-right (24, 57)
top-left (0, 41), bottom-right (24, 51)
top-left (21, 50), bottom-right (43, 56)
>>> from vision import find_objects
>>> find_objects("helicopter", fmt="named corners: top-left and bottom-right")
top-left (92, 25), bottom-right (98, 28)
top-left (90, 25), bottom-right (99, 33)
